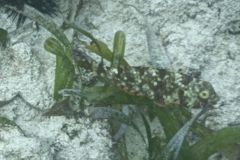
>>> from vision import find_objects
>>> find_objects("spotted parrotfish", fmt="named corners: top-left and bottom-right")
top-left (74, 49), bottom-right (219, 108)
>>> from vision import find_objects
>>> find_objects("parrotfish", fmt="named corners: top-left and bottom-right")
top-left (74, 50), bottom-right (219, 108)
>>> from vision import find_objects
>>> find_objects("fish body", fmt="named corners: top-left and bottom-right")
top-left (75, 50), bottom-right (219, 108)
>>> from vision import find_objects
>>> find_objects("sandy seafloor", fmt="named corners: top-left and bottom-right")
top-left (0, 0), bottom-right (240, 159)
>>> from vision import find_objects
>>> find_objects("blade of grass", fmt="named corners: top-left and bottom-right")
top-left (111, 31), bottom-right (126, 68)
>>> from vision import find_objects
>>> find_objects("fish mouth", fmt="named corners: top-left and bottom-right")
top-left (209, 96), bottom-right (221, 108)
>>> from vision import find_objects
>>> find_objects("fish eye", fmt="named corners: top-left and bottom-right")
top-left (199, 90), bottom-right (210, 100)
